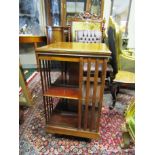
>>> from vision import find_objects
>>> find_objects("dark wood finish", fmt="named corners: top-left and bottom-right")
top-left (36, 42), bottom-right (110, 139)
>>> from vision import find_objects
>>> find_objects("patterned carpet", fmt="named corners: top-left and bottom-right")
top-left (19, 72), bottom-right (135, 155)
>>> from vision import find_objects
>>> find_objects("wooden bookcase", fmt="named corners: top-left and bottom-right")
top-left (36, 42), bottom-right (111, 139)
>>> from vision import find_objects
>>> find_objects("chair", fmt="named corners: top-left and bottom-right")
top-left (107, 17), bottom-right (135, 109)
top-left (67, 12), bottom-right (108, 77)
top-left (75, 30), bottom-right (102, 43)
top-left (68, 12), bottom-right (105, 42)
top-left (121, 98), bottom-right (135, 147)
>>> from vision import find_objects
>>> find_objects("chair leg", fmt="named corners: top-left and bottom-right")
top-left (109, 84), bottom-right (118, 110)
top-left (116, 85), bottom-right (120, 95)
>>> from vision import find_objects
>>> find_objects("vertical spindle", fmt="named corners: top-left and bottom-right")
top-left (78, 58), bottom-right (83, 129)
top-left (96, 59), bottom-right (107, 131)
top-left (84, 58), bottom-right (91, 130)
top-left (90, 59), bottom-right (99, 131)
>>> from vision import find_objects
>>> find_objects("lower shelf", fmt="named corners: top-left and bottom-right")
top-left (48, 110), bottom-right (78, 128)
top-left (45, 100), bottom-right (100, 139)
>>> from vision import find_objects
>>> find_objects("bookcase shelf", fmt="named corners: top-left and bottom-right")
top-left (44, 86), bottom-right (80, 100)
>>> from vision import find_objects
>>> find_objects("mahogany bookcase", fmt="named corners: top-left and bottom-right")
top-left (35, 42), bottom-right (111, 139)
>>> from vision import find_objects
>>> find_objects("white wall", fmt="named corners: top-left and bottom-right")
top-left (19, 53), bottom-right (37, 68)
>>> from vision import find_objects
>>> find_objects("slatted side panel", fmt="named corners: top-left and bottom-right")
top-left (81, 58), bottom-right (107, 132)
top-left (39, 59), bottom-right (54, 123)
top-left (39, 56), bottom-right (107, 132)
top-left (96, 59), bottom-right (107, 131)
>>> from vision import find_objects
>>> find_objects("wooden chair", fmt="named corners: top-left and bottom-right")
top-left (65, 12), bottom-right (108, 77)
top-left (107, 17), bottom-right (135, 109)
top-left (68, 12), bottom-right (105, 42)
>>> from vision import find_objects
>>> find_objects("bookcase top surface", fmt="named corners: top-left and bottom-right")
top-left (36, 42), bottom-right (111, 57)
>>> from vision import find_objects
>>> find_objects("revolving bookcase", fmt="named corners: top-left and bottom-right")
top-left (36, 42), bottom-right (111, 139)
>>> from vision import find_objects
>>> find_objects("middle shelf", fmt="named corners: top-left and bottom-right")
top-left (43, 86), bottom-right (80, 100)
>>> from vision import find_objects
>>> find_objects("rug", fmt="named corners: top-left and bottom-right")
top-left (19, 72), bottom-right (135, 155)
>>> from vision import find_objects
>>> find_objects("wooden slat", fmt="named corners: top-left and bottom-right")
top-left (45, 60), bottom-right (48, 89)
top-left (39, 60), bottom-right (47, 121)
top-left (78, 58), bottom-right (83, 129)
top-left (39, 60), bottom-right (45, 93)
top-left (43, 60), bottom-right (48, 91)
top-left (48, 60), bottom-right (51, 86)
top-left (96, 59), bottom-right (107, 131)
top-left (84, 58), bottom-right (91, 130)
top-left (45, 60), bottom-right (50, 88)
top-left (90, 59), bottom-right (99, 131)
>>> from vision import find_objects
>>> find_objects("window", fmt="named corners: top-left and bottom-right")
top-left (19, 0), bottom-right (46, 35)
top-left (50, 0), bottom-right (61, 26)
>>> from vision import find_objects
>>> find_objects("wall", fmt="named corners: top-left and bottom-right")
top-left (19, 44), bottom-right (37, 68)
